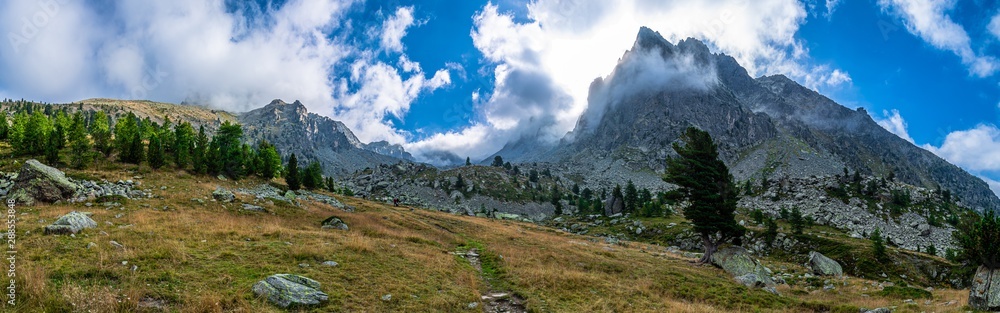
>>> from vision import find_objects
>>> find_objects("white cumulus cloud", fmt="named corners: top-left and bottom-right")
top-left (878, 0), bottom-right (1000, 77)
top-left (0, 0), bottom-right (358, 113)
top-left (380, 6), bottom-right (416, 53)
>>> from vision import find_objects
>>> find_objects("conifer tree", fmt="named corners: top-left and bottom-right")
top-left (256, 140), bottom-right (281, 180)
top-left (0, 114), bottom-right (9, 141)
top-left (127, 130), bottom-right (144, 165)
top-left (663, 127), bottom-right (744, 263)
top-left (286, 153), bottom-right (301, 190)
top-left (44, 128), bottom-right (59, 165)
top-left (193, 125), bottom-right (208, 174)
top-left (550, 186), bottom-right (563, 215)
top-left (91, 111), bottom-right (113, 157)
top-left (212, 121), bottom-right (245, 179)
top-left (302, 162), bottom-right (323, 190)
top-left (173, 122), bottom-right (194, 169)
top-left (955, 211), bottom-right (1000, 269)
top-left (624, 180), bottom-right (638, 213)
top-left (871, 228), bottom-right (887, 261)
top-left (69, 112), bottom-right (91, 169)
top-left (147, 133), bottom-right (165, 169)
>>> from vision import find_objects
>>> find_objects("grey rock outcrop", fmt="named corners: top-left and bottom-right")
top-left (710, 246), bottom-right (776, 289)
top-left (252, 274), bottom-right (328, 308)
top-left (321, 216), bottom-right (348, 231)
top-left (970, 265), bottom-right (1000, 311)
top-left (212, 187), bottom-right (235, 203)
top-left (604, 194), bottom-right (624, 216)
top-left (44, 211), bottom-right (97, 235)
top-left (8, 159), bottom-right (79, 205)
top-left (807, 251), bottom-right (843, 277)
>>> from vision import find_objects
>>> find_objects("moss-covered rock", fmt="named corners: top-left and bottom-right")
top-left (807, 251), bottom-right (843, 277)
top-left (321, 216), bottom-right (349, 230)
top-left (252, 274), bottom-right (328, 308)
top-left (711, 246), bottom-right (776, 289)
top-left (8, 159), bottom-right (80, 205)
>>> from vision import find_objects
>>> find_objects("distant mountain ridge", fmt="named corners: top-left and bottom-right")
top-left (492, 27), bottom-right (1000, 212)
top-left (237, 99), bottom-right (409, 177)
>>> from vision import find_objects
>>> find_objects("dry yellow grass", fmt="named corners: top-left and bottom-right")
top-left (0, 164), bottom-right (979, 312)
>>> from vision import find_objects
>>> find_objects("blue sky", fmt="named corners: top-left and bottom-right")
top-left (0, 0), bottom-right (999, 195)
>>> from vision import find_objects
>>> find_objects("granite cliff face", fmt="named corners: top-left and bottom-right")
top-left (238, 100), bottom-right (404, 177)
top-left (493, 27), bottom-right (999, 212)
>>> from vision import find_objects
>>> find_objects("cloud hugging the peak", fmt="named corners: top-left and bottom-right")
top-left (404, 0), bottom-right (853, 163)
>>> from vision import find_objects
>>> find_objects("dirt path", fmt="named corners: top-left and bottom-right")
top-left (460, 248), bottom-right (526, 313)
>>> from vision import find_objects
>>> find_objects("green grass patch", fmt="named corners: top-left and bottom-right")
top-left (877, 286), bottom-right (931, 299)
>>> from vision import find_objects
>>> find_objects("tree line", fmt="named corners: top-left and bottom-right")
top-left (0, 103), bottom-right (333, 192)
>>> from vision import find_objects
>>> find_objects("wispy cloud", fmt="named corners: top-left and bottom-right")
top-left (878, 0), bottom-right (999, 77)
top-left (874, 109), bottom-right (915, 143)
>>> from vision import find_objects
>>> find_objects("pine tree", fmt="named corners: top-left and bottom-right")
top-left (193, 125), bottom-right (209, 174)
top-left (550, 186), bottom-right (562, 215)
top-left (256, 140), bottom-right (281, 180)
top-left (213, 121), bottom-right (245, 179)
top-left (173, 122), bottom-right (194, 169)
top-left (69, 112), bottom-right (91, 169)
top-left (286, 154), bottom-right (301, 190)
top-left (302, 162), bottom-right (323, 190)
top-left (663, 127), bottom-right (744, 263)
top-left (127, 130), bottom-right (144, 165)
top-left (0, 114), bottom-right (8, 141)
top-left (325, 177), bottom-right (336, 192)
top-left (454, 174), bottom-right (466, 191)
top-left (91, 111), bottom-right (113, 157)
top-left (491, 156), bottom-right (503, 167)
top-left (955, 211), bottom-right (1000, 269)
top-left (465, 157), bottom-right (471, 166)
top-left (871, 228), bottom-right (887, 261)
top-left (624, 180), bottom-right (638, 213)
top-left (147, 133), bottom-right (165, 169)
top-left (44, 128), bottom-right (59, 165)
top-left (790, 207), bottom-right (805, 235)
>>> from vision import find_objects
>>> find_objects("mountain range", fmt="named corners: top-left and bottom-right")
top-left (489, 27), bottom-right (999, 212)
top-left (70, 26), bottom-right (999, 212)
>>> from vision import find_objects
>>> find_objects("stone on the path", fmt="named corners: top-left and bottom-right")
top-left (212, 187), bottom-right (235, 203)
top-left (807, 251), bottom-right (843, 277)
top-left (322, 261), bottom-right (339, 267)
top-left (710, 246), bottom-right (777, 289)
top-left (321, 216), bottom-right (349, 231)
top-left (43, 211), bottom-right (97, 235)
top-left (252, 274), bottom-right (328, 308)
top-left (8, 159), bottom-right (80, 205)
top-left (970, 265), bottom-right (1000, 311)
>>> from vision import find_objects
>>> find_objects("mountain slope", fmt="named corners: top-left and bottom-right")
top-left (238, 99), bottom-right (406, 177)
top-left (493, 27), bottom-right (999, 212)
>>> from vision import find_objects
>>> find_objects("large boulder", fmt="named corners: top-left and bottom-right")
top-left (710, 246), bottom-right (776, 289)
top-left (604, 195), bottom-right (624, 216)
top-left (212, 187), bottom-right (235, 203)
top-left (807, 251), bottom-right (843, 277)
top-left (252, 274), bottom-right (328, 308)
top-left (44, 211), bottom-right (97, 235)
top-left (321, 216), bottom-right (349, 230)
top-left (8, 159), bottom-right (79, 205)
top-left (970, 265), bottom-right (1000, 311)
